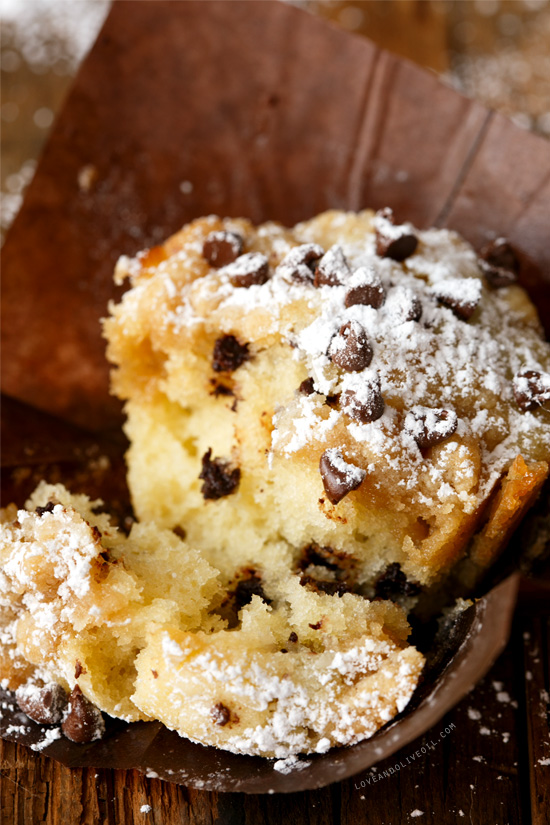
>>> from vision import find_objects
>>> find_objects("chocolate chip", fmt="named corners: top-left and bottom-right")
top-left (405, 406), bottom-right (458, 449)
top-left (288, 631), bottom-right (298, 644)
top-left (341, 374), bottom-right (384, 423)
top-left (479, 238), bottom-right (519, 288)
top-left (319, 448), bottom-right (366, 505)
top-left (216, 569), bottom-right (271, 628)
top-left (432, 277), bottom-right (482, 321)
top-left (61, 685), bottom-right (105, 743)
top-left (298, 543), bottom-right (352, 573)
top-left (151, 670), bottom-right (159, 679)
top-left (210, 382), bottom-right (234, 397)
top-left (16, 682), bottom-right (67, 725)
top-left (375, 563), bottom-right (421, 600)
top-left (386, 286), bottom-right (423, 323)
top-left (35, 502), bottom-right (56, 516)
top-left (234, 570), bottom-right (271, 610)
top-left (345, 267), bottom-right (385, 309)
top-left (277, 243), bottom-right (324, 284)
top-left (212, 334), bottom-right (250, 372)
top-left (300, 574), bottom-right (351, 596)
top-left (223, 252), bottom-right (270, 287)
top-left (199, 449), bottom-right (240, 500)
top-left (513, 369), bottom-right (550, 412)
top-left (297, 543), bottom-right (357, 595)
top-left (308, 620), bottom-right (323, 630)
top-left (325, 393), bottom-right (340, 409)
top-left (298, 377), bottom-right (315, 395)
top-left (329, 321), bottom-right (373, 372)
top-left (211, 703), bottom-right (231, 726)
top-left (203, 231), bottom-right (243, 268)
top-left (374, 207), bottom-right (418, 262)
top-left (74, 660), bottom-right (86, 679)
top-left (314, 245), bottom-right (351, 287)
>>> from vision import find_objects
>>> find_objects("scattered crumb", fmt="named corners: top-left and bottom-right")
top-left (273, 755), bottom-right (312, 774)
top-left (410, 812), bottom-right (424, 819)
top-left (140, 804), bottom-right (152, 814)
top-left (467, 708), bottom-right (481, 721)
top-left (77, 164), bottom-right (98, 193)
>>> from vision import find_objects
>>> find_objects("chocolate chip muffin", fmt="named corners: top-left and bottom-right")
top-left (1, 209), bottom-right (549, 757)
top-left (105, 209), bottom-right (550, 593)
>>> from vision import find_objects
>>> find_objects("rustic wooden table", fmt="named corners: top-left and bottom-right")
top-left (1, 2), bottom-right (549, 823)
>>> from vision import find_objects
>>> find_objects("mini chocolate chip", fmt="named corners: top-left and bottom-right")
top-left (234, 570), bottom-right (271, 610)
top-left (325, 393), bottom-right (340, 409)
top-left (212, 334), bottom-right (250, 372)
top-left (199, 449), bottom-right (240, 500)
top-left (314, 245), bottom-right (351, 287)
top-left (299, 377), bottom-right (315, 395)
top-left (374, 208), bottom-right (418, 261)
top-left (405, 406), bottom-right (458, 449)
top-left (211, 702), bottom-right (231, 726)
top-left (432, 277), bottom-right (482, 321)
top-left (375, 563), bottom-right (421, 600)
top-left (62, 685), bottom-right (105, 743)
top-left (513, 369), bottom-right (550, 412)
top-left (74, 660), bottom-right (86, 679)
top-left (223, 252), bottom-right (269, 287)
top-left (277, 243), bottom-right (324, 284)
top-left (151, 670), bottom-right (159, 679)
top-left (386, 286), bottom-right (423, 323)
top-left (308, 620), bottom-right (322, 630)
top-left (210, 381), bottom-right (234, 397)
top-left (288, 631), bottom-right (298, 644)
top-left (479, 238), bottom-right (519, 288)
top-left (172, 525), bottom-right (186, 540)
top-left (319, 448), bottom-right (366, 505)
top-left (345, 267), bottom-right (386, 309)
top-left (329, 321), bottom-right (373, 372)
top-left (341, 374), bottom-right (384, 424)
top-left (35, 502), bottom-right (56, 517)
top-left (298, 543), bottom-right (353, 573)
top-left (300, 574), bottom-right (351, 596)
top-left (16, 682), bottom-right (67, 725)
top-left (203, 231), bottom-right (243, 268)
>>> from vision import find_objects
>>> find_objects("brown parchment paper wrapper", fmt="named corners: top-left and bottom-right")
top-left (1, 0), bottom-right (549, 794)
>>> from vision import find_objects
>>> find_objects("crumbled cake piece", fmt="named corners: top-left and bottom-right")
top-left (0, 483), bottom-right (423, 756)
top-left (104, 209), bottom-right (550, 592)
